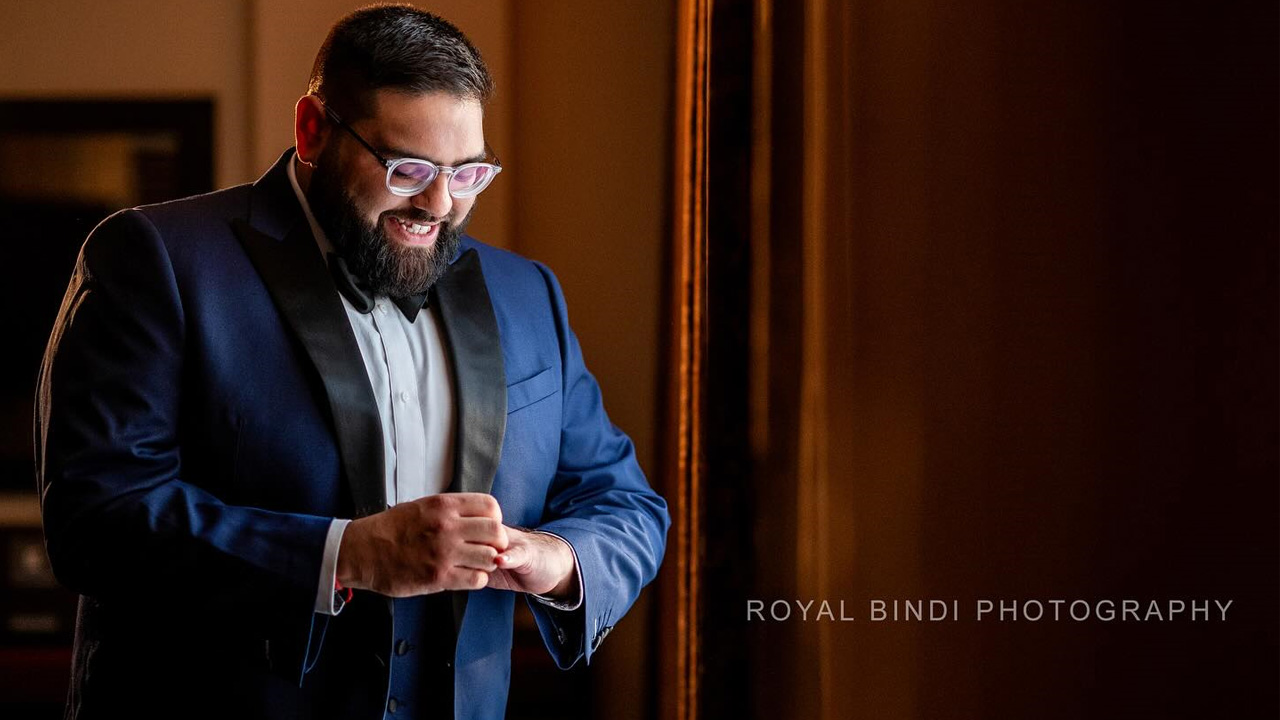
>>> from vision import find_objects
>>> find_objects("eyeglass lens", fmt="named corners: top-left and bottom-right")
top-left (389, 161), bottom-right (498, 197)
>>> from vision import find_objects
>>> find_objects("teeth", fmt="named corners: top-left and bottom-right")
top-left (393, 218), bottom-right (435, 236)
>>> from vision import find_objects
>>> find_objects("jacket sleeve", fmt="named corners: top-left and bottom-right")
top-left (35, 209), bottom-right (332, 627)
top-left (524, 261), bottom-right (671, 668)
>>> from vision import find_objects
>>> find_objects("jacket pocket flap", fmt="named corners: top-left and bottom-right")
top-left (506, 366), bottom-right (559, 414)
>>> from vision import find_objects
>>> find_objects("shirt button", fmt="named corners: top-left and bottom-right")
top-left (377, 303), bottom-right (389, 315)
top-left (398, 390), bottom-right (410, 403)
top-left (387, 697), bottom-right (399, 713)
top-left (395, 639), bottom-right (410, 656)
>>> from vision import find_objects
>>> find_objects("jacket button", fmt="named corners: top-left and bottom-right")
top-left (387, 697), bottom-right (399, 714)
top-left (395, 640), bottom-right (410, 656)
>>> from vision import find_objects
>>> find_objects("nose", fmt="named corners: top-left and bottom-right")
top-left (410, 171), bottom-right (453, 219)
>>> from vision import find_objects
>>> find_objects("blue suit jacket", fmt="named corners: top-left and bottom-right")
top-left (35, 150), bottom-right (669, 719)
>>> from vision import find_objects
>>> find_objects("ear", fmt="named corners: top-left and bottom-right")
top-left (295, 95), bottom-right (330, 166)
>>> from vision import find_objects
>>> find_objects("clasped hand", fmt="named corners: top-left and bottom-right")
top-left (335, 493), bottom-right (577, 600)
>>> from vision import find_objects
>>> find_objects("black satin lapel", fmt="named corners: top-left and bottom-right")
top-left (431, 248), bottom-right (506, 644)
top-left (233, 218), bottom-right (387, 518)
top-left (433, 249), bottom-right (507, 497)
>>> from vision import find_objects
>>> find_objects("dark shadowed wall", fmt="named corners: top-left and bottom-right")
top-left (691, 0), bottom-right (1278, 718)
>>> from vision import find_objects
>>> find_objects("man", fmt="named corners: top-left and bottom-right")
top-left (34, 6), bottom-right (669, 719)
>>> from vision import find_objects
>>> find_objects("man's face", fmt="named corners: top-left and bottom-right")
top-left (307, 90), bottom-right (486, 298)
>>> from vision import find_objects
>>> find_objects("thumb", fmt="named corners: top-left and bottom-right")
top-left (496, 543), bottom-right (530, 571)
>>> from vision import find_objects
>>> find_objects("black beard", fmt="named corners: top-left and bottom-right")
top-left (307, 156), bottom-right (469, 298)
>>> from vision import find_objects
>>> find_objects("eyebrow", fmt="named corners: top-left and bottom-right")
top-left (380, 144), bottom-right (487, 166)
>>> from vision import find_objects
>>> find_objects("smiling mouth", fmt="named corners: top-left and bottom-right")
top-left (388, 216), bottom-right (440, 245)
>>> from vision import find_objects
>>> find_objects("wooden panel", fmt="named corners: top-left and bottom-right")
top-left (658, 0), bottom-right (710, 718)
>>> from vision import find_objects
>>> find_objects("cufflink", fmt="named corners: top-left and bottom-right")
top-left (334, 579), bottom-right (354, 613)
top-left (531, 592), bottom-right (580, 612)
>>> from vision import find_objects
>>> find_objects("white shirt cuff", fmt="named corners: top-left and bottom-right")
top-left (529, 530), bottom-right (584, 612)
top-left (315, 518), bottom-right (351, 615)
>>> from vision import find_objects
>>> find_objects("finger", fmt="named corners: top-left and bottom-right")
top-left (454, 517), bottom-right (508, 550)
top-left (448, 492), bottom-right (503, 521)
top-left (453, 542), bottom-right (500, 572)
top-left (440, 567), bottom-right (489, 591)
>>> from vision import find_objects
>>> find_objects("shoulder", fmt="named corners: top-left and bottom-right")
top-left (79, 184), bottom-right (257, 274)
top-left (462, 236), bottom-right (550, 278)
top-left (132, 183), bottom-right (254, 240)
top-left (461, 236), bottom-right (562, 305)
top-left (84, 184), bottom-right (253, 249)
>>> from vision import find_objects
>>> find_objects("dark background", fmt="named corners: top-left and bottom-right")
top-left (695, 0), bottom-right (1279, 718)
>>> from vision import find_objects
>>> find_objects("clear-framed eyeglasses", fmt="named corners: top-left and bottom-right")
top-left (321, 101), bottom-right (503, 199)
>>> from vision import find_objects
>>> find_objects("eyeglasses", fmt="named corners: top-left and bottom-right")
top-left (321, 103), bottom-right (502, 199)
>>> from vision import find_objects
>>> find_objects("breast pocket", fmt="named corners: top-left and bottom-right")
top-left (506, 366), bottom-right (560, 415)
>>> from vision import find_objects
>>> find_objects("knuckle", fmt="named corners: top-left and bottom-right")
top-left (437, 514), bottom-right (456, 533)
top-left (421, 516), bottom-right (446, 539)
top-left (418, 497), bottom-right (446, 524)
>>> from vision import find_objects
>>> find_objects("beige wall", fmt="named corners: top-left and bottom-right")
top-left (509, 0), bottom-right (670, 481)
top-left (0, 0), bottom-right (251, 190)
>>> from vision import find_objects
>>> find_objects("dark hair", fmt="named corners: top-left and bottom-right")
top-left (308, 4), bottom-right (493, 119)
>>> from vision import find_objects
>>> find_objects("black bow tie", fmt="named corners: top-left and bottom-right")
top-left (328, 253), bottom-right (429, 322)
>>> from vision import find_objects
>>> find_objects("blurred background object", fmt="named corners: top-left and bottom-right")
top-left (0, 97), bottom-right (214, 718)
